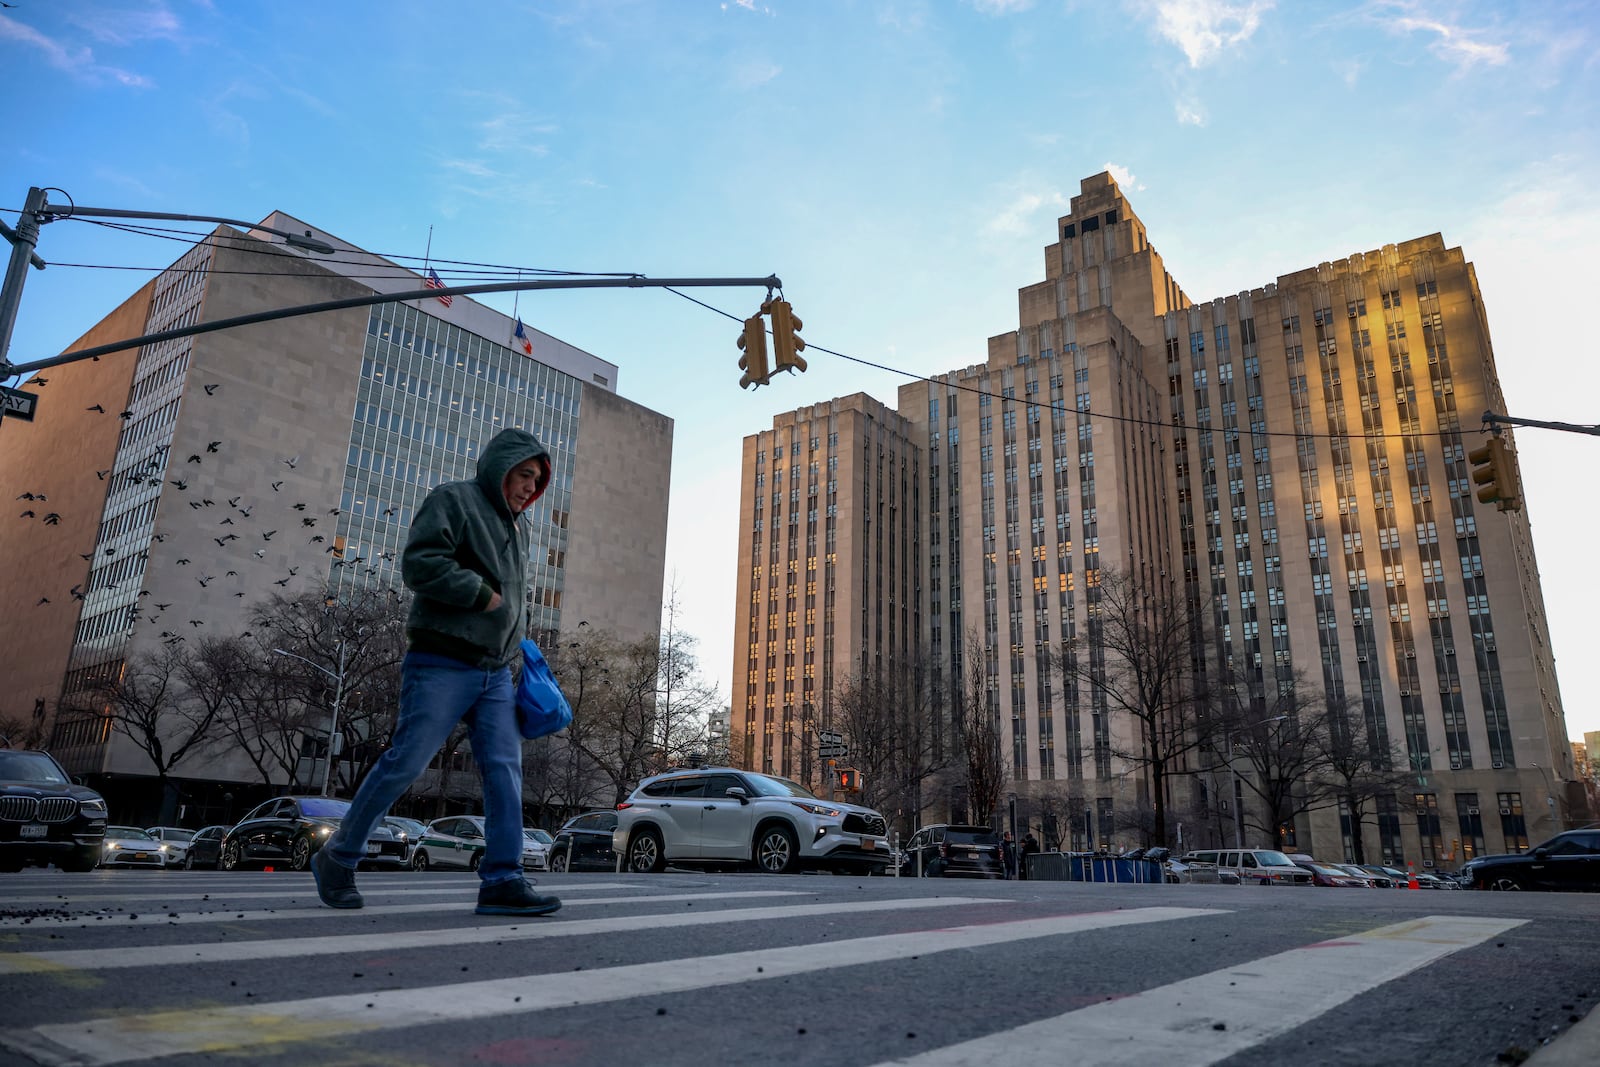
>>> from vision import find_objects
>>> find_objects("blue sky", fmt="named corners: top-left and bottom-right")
top-left (3, 1), bottom-right (1597, 741)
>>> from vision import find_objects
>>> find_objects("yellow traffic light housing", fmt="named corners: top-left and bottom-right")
top-left (837, 767), bottom-right (861, 793)
top-left (1467, 436), bottom-right (1522, 512)
top-left (738, 314), bottom-right (770, 390)
top-left (768, 299), bottom-right (807, 375)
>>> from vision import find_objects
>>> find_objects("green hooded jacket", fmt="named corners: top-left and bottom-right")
top-left (401, 427), bottom-right (551, 668)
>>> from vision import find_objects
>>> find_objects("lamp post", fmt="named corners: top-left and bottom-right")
top-left (1, 186), bottom-right (335, 371)
top-left (1223, 714), bottom-right (1289, 849)
top-left (273, 643), bottom-right (349, 797)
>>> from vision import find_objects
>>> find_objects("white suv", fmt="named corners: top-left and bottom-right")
top-left (613, 767), bottom-right (891, 875)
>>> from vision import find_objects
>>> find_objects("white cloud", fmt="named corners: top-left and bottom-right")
top-left (442, 160), bottom-right (502, 179)
top-left (1174, 97), bottom-right (1207, 126)
top-left (972, 0), bottom-right (1036, 13)
top-left (0, 13), bottom-right (151, 87)
top-left (1103, 163), bottom-right (1146, 192)
top-left (66, 3), bottom-right (185, 46)
top-left (1144, 0), bottom-right (1273, 67)
top-left (730, 59), bottom-right (781, 89)
top-left (476, 114), bottom-right (557, 155)
top-left (1391, 13), bottom-right (1509, 70)
top-left (982, 188), bottom-right (1069, 238)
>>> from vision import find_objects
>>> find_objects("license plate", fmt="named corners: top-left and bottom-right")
top-left (132, 852), bottom-right (150, 861)
top-left (366, 844), bottom-right (380, 855)
top-left (861, 838), bottom-right (875, 850)
top-left (19, 824), bottom-right (47, 839)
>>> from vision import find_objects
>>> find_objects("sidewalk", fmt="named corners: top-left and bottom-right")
top-left (1524, 1002), bottom-right (1600, 1066)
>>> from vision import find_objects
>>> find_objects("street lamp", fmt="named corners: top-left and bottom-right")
top-left (273, 643), bottom-right (349, 797)
top-left (1, 186), bottom-right (335, 369)
top-left (1223, 714), bottom-right (1289, 849)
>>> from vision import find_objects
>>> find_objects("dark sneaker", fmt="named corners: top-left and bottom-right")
top-left (311, 849), bottom-right (363, 909)
top-left (476, 877), bottom-right (561, 916)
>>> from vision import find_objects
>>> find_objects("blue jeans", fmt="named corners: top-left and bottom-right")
top-left (325, 652), bottom-right (525, 887)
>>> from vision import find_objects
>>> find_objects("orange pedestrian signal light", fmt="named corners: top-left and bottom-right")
top-left (738, 314), bottom-right (770, 389)
top-left (837, 768), bottom-right (861, 792)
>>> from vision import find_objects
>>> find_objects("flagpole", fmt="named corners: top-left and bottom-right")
top-left (423, 225), bottom-right (433, 273)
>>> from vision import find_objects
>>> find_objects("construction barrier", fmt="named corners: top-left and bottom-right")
top-left (1025, 851), bottom-right (1165, 884)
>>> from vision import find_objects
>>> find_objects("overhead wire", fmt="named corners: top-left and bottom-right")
top-left (4, 206), bottom-right (1502, 446)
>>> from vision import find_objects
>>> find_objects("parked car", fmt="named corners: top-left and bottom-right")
top-left (410, 815), bottom-right (545, 871)
top-left (385, 817), bottom-right (428, 865)
top-left (1413, 871), bottom-right (1462, 889)
top-left (219, 796), bottom-right (407, 871)
top-left (1330, 863), bottom-right (1383, 887)
top-left (100, 826), bottom-right (168, 869)
top-left (183, 825), bottom-right (228, 870)
top-left (902, 824), bottom-right (1004, 878)
top-left (549, 810), bottom-right (619, 872)
top-left (522, 827), bottom-right (554, 871)
top-left (0, 748), bottom-right (106, 872)
top-left (1358, 864), bottom-right (1412, 888)
top-left (1178, 848), bottom-right (1314, 886)
top-left (146, 826), bottom-right (196, 868)
top-left (614, 767), bottom-right (891, 875)
top-left (1286, 854), bottom-right (1369, 887)
top-left (1465, 831), bottom-right (1600, 895)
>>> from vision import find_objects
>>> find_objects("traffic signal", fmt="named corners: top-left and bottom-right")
top-left (1467, 436), bottom-right (1522, 512)
top-left (837, 767), bottom-right (861, 792)
top-left (738, 314), bottom-right (770, 389)
top-left (768, 299), bottom-right (807, 375)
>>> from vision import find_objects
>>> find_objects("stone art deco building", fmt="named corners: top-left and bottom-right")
top-left (0, 217), bottom-right (671, 816)
top-left (733, 172), bottom-right (1576, 866)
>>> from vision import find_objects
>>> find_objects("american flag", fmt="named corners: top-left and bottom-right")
top-left (424, 268), bottom-right (453, 307)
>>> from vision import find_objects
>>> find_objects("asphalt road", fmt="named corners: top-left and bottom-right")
top-left (0, 868), bottom-right (1596, 1066)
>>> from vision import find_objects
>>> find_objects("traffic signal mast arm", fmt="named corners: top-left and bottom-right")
top-left (1483, 411), bottom-right (1600, 438)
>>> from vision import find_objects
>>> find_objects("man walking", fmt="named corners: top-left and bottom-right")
top-left (312, 427), bottom-right (561, 917)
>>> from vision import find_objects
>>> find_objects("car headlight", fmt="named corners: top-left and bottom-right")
top-left (317, 825), bottom-right (333, 836)
top-left (80, 798), bottom-right (107, 816)
top-left (158, 844), bottom-right (168, 853)
top-left (789, 801), bottom-right (843, 817)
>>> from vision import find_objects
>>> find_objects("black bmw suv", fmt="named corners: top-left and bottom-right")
top-left (0, 749), bottom-right (108, 872)
top-left (1459, 827), bottom-right (1600, 892)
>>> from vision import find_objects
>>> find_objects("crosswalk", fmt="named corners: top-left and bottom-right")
top-left (0, 872), bottom-right (1541, 1066)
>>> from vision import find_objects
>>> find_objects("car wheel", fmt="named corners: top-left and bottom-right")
top-left (289, 837), bottom-right (313, 871)
top-left (550, 851), bottom-right (569, 874)
top-left (58, 846), bottom-right (99, 873)
top-left (754, 824), bottom-right (799, 874)
top-left (627, 828), bottom-right (665, 873)
top-left (469, 851), bottom-right (481, 873)
top-left (183, 852), bottom-right (195, 871)
top-left (1490, 875), bottom-right (1522, 891)
top-left (220, 839), bottom-right (244, 871)
top-left (411, 849), bottom-right (430, 871)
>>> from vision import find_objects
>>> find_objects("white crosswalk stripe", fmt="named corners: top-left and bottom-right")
top-left (0, 895), bottom-right (1004, 975)
top-left (871, 914), bottom-right (1528, 1066)
top-left (0, 881), bottom-right (1540, 1067)
top-left (0, 905), bottom-right (1220, 1064)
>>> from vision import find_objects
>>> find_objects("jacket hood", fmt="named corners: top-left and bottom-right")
top-left (475, 428), bottom-right (551, 517)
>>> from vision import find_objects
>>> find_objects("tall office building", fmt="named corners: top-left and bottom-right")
top-left (732, 173), bottom-right (1576, 863)
top-left (0, 217), bottom-right (671, 812)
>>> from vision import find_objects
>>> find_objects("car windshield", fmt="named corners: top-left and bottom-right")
top-left (1256, 851), bottom-right (1298, 867)
top-left (108, 826), bottom-right (155, 840)
top-left (158, 828), bottom-right (196, 841)
top-left (525, 829), bottom-right (554, 844)
top-left (299, 798), bottom-right (351, 819)
top-left (741, 773), bottom-right (820, 799)
top-left (0, 750), bottom-right (68, 783)
top-left (946, 829), bottom-right (999, 845)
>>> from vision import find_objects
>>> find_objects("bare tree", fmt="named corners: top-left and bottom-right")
top-left (559, 627), bottom-right (661, 808)
top-left (215, 640), bottom-right (320, 790)
top-left (1312, 698), bottom-right (1415, 863)
top-left (1209, 671), bottom-right (1340, 849)
top-left (92, 643), bottom-right (228, 822)
top-left (831, 645), bottom-right (950, 838)
top-left (960, 630), bottom-right (1006, 826)
top-left (1051, 567), bottom-right (1211, 848)
top-left (0, 698), bottom-right (51, 750)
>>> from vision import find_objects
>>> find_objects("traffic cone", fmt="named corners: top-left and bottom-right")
top-left (1406, 863), bottom-right (1419, 890)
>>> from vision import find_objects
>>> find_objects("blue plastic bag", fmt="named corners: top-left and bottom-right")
top-left (515, 638), bottom-right (572, 739)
